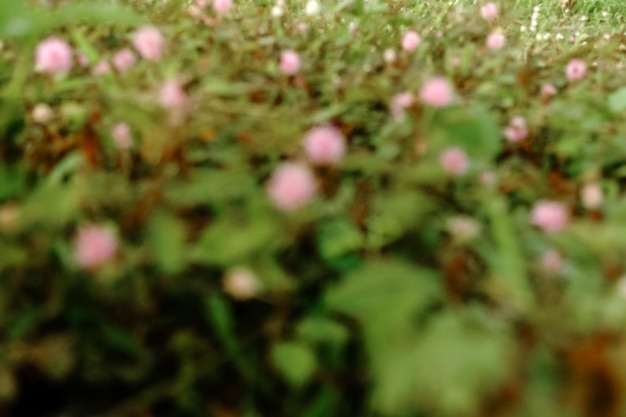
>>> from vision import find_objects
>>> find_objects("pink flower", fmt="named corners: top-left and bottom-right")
top-left (159, 79), bottom-right (189, 110)
top-left (91, 60), bottom-right (111, 76)
top-left (132, 26), bottom-right (164, 61)
top-left (540, 83), bottom-right (557, 98)
top-left (77, 53), bottom-right (90, 68)
top-left (35, 37), bottom-right (73, 75)
top-left (213, 0), bottom-right (233, 15)
top-left (267, 162), bottom-right (316, 211)
top-left (486, 32), bottom-right (506, 49)
top-left (419, 77), bottom-right (455, 108)
top-left (503, 116), bottom-right (528, 142)
top-left (112, 48), bottom-right (136, 72)
top-left (303, 125), bottom-right (347, 164)
top-left (480, 170), bottom-right (496, 187)
top-left (401, 31), bottom-right (421, 52)
top-left (279, 50), bottom-right (301, 75)
top-left (540, 249), bottom-right (563, 274)
top-left (223, 267), bottom-right (260, 301)
top-left (390, 92), bottom-right (415, 120)
top-left (566, 59), bottom-right (586, 82)
top-left (32, 103), bottom-right (53, 124)
top-left (581, 182), bottom-right (603, 209)
top-left (480, 2), bottom-right (498, 20)
top-left (531, 200), bottom-right (569, 233)
top-left (439, 147), bottom-right (469, 176)
top-left (111, 123), bottom-right (132, 149)
top-left (74, 225), bottom-right (117, 269)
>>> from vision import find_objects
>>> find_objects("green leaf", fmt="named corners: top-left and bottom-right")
top-left (146, 211), bottom-right (186, 275)
top-left (608, 87), bottom-right (626, 114)
top-left (295, 317), bottom-right (349, 347)
top-left (317, 218), bottom-right (363, 260)
top-left (271, 341), bottom-right (317, 388)
top-left (440, 105), bottom-right (501, 160)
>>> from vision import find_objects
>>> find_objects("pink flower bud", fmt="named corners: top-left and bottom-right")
top-left (111, 123), bottom-right (132, 149)
top-left (581, 182), bottom-right (603, 209)
top-left (303, 125), bottom-right (347, 165)
top-left (566, 59), bottom-right (586, 82)
top-left (419, 77), bottom-right (455, 108)
top-left (486, 32), bottom-right (506, 49)
top-left (390, 92), bottom-right (415, 120)
top-left (540, 83), bottom-right (557, 98)
top-left (267, 163), bottom-right (316, 211)
top-left (32, 103), bottom-right (54, 124)
top-left (531, 200), bottom-right (569, 233)
top-left (35, 37), bottom-right (73, 75)
top-left (503, 116), bottom-right (528, 142)
top-left (91, 60), bottom-right (111, 76)
top-left (132, 26), bottom-right (165, 61)
top-left (112, 48), bottom-right (136, 72)
top-left (401, 31), bottom-right (421, 52)
top-left (158, 79), bottom-right (189, 110)
top-left (74, 225), bottom-right (117, 269)
top-left (279, 50), bottom-right (301, 75)
top-left (480, 2), bottom-right (498, 20)
top-left (440, 147), bottom-right (469, 176)
top-left (213, 0), bottom-right (233, 15)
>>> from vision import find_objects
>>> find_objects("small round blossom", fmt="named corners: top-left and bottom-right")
top-left (35, 37), bottom-right (73, 75)
top-left (390, 92), bottom-right (415, 120)
top-left (32, 103), bottom-right (54, 124)
top-left (503, 116), bottom-right (528, 142)
top-left (581, 182), bottom-right (603, 209)
top-left (566, 59), bottom-right (587, 82)
top-left (213, 0), bottom-right (232, 15)
top-left (132, 26), bottom-right (164, 61)
top-left (279, 50), bottom-right (301, 75)
top-left (111, 122), bottom-right (132, 149)
top-left (480, 2), bottom-right (498, 20)
top-left (91, 60), bottom-right (111, 76)
top-left (446, 216), bottom-right (481, 242)
top-left (419, 77), bottom-right (455, 108)
top-left (486, 32), bottom-right (506, 49)
top-left (267, 163), bottom-right (316, 211)
top-left (159, 79), bottom-right (189, 110)
top-left (112, 48), bottom-right (136, 72)
top-left (303, 125), bottom-right (347, 164)
top-left (540, 83), bottom-right (557, 98)
top-left (74, 225), bottom-right (117, 269)
top-left (439, 147), bottom-right (469, 176)
top-left (401, 31), bottom-right (421, 52)
top-left (383, 48), bottom-right (397, 64)
top-left (540, 249), bottom-right (563, 274)
top-left (223, 267), bottom-right (260, 301)
top-left (76, 53), bottom-right (90, 68)
top-left (530, 200), bottom-right (569, 233)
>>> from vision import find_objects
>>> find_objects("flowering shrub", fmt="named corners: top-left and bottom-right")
top-left (1, 0), bottom-right (626, 416)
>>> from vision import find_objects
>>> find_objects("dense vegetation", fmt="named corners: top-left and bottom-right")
top-left (2, 0), bottom-right (626, 416)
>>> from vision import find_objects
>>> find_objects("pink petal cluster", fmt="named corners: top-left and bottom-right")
top-left (401, 31), bottom-right (421, 52)
top-left (35, 37), bottom-right (73, 75)
top-left (503, 116), bottom-right (528, 142)
top-left (223, 267), bottom-right (260, 301)
top-left (390, 92), bottom-right (415, 120)
top-left (419, 77), bottom-right (455, 108)
top-left (112, 123), bottom-right (132, 149)
top-left (540, 83), bottom-right (557, 98)
top-left (439, 147), bottom-right (469, 176)
top-left (132, 26), bottom-right (165, 61)
top-left (531, 200), bottom-right (569, 233)
top-left (159, 79), bottom-right (189, 110)
top-left (486, 32), bottom-right (506, 49)
top-left (480, 2), bottom-right (498, 20)
top-left (74, 225), bottom-right (117, 269)
top-left (213, 0), bottom-right (233, 14)
top-left (112, 48), bottom-right (136, 72)
top-left (267, 162), bottom-right (316, 211)
top-left (540, 249), bottom-right (563, 274)
top-left (92, 60), bottom-right (111, 76)
top-left (566, 59), bottom-right (586, 82)
top-left (279, 50), bottom-right (301, 75)
top-left (303, 125), bottom-right (347, 164)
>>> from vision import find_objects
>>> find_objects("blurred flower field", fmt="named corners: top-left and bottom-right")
top-left (2, 0), bottom-right (626, 415)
